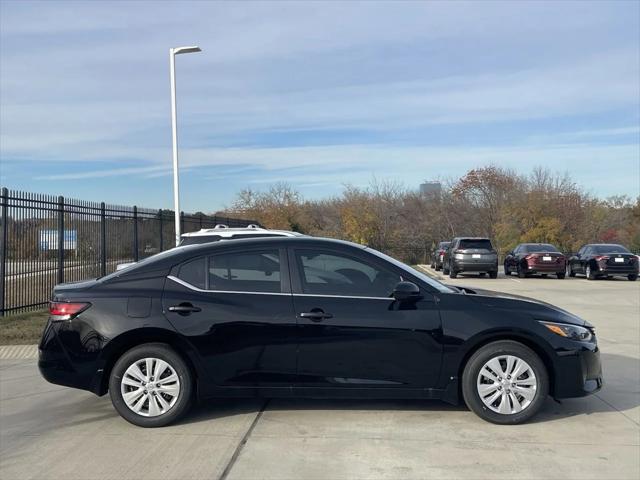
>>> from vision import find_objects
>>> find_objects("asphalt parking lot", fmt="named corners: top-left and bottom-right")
top-left (1, 271), bottom-right (638, 480)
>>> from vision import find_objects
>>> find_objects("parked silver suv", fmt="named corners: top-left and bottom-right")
top-left (443, 237), bottom-right (499, 279)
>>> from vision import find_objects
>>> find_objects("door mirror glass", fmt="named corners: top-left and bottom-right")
top-left (392, 281), bottom-right (422, 302)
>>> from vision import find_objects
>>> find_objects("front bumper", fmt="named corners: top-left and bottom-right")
top-left (553, 343), bottom-right (603, 399)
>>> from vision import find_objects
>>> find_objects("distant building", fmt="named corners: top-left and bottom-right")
top-left (419, 181), bottom-right (442, 197)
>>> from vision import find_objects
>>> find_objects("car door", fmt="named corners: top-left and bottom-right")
top-left (578, 247), bottom-right (591, 273)
top-left (290, 246), bottom-right (442, 390)
top-left (162, 246), bottom-right (297, 388)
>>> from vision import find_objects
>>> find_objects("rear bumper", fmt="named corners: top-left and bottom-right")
top-left (553, 344), bottom-right (603, 399)
top-left (38, 320), bottom-right (102, 394)
top-left (595, 265), bottom-right (638, 276)
top-left (526, 263), bottom-right (565, 273)
top-left (452, 261), bottom-right (498, 272)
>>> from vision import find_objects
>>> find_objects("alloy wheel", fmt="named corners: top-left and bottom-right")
top-left (476, 355), bottom-right (537, 415)
top-left (121, 357), bottom-right (181, 417)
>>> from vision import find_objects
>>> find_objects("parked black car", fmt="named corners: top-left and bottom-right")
top-left (39, 237), bottom-right (601, 427)
top-left (443, 237), bottom-right (498, 278)
top-left (567, 244), bottom-right (638, 281)
top-left (430, 241), bottom-right (451, 271)
top-left (504, 243), bottom-right (566, 279)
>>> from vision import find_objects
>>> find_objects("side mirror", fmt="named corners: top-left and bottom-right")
top-left (393, 281), bottom-right (423, 302)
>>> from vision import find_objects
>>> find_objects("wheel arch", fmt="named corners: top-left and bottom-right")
top-left (455, 332), bottom-right (557, 398)
top-left (94, 328), bottom-right (202, 396)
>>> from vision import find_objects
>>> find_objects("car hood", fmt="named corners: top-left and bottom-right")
top-left (450, 285), bottom-right (588, 327)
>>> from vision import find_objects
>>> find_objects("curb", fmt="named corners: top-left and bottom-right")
top-left (0, 344), bottom-right (38, 360)
top-left (415, 264), bottom-right (446, 281)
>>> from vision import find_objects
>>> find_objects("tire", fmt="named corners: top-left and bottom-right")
top-left (556, 272), bottom-right (565, 279)
top-left (567, 264), bottom-right (576, 277)
top-left (629, 274), bottom-right (638, 281)
top-left (517, 264), bottom-right (526, 278)
top-left (586, 264), bottom-right (596, 280)
top-left (109, 343), bottom-right (193, 428)
top-left (449, 269), bottom-right (458, 279)
top-left (462, 340), bottom-right (549, 425)
top-left (479, 272), bottom-right (486, 277)
top-left (443, 263), bottom-right (450, 275)
top-left (488, 271), bottom-right (498, 279)
top-left (504, 263), bottom-right (511, 276)
top-left (435, 264), bottom-right (441, 272)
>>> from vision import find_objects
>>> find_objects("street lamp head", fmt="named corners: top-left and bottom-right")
top-left (172, 46), bottom-right (202, 55)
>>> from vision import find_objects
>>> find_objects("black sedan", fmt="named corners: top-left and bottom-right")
top-left (39, 237), bottom-right (602, 427)
top-left (567, 243), bottom-right (638, 281)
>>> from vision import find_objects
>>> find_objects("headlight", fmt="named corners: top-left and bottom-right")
top-left (540, 321), bottom-right (593, 342)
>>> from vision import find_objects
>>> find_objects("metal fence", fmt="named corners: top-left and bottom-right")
top-left (0, 188), bottom-right (259, 316)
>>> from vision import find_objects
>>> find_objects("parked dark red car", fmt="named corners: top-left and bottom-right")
top-left (504, 243), bottom-right (566, 279)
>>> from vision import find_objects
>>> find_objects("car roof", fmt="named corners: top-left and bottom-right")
top-left (108, 236), bottom-right (366, 279)
top-left (453, 237), bottom-right (491, 240)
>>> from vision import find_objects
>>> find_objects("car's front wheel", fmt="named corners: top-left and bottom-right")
top-left (462, 340), bottom-right (548, 425)
top-left (629, 274), bottom-right (638, 281)
top-left (109, 343), bottom-right (193, 427)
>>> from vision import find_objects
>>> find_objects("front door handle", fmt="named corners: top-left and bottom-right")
top-left (299, 309), bottom-right (333, 322)
top-left (168, 303), bottom-right (202, 315)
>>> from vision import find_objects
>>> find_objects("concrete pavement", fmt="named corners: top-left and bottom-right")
top-left (1, 272), bottom-right (638, 479)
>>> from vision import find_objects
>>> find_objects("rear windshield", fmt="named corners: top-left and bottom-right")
top-left (438, 242), bottom-right (451, 248)
top-left (592, 245), bottom-right (630, 254)
top-left (522, 244), bottom-right (559, 253)
top-left (458, 239), bottom-right (493, 250)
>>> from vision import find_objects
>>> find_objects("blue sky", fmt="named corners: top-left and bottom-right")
top-left (1, 0), bottom-right (639, 212)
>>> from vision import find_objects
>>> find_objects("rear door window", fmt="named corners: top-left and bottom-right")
top-left (208, 250), bottom-right (282, 293)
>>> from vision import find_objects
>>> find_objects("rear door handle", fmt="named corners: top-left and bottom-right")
top-left (168, 303), bottom-right (202, 315)
top-left (299, 309), bottom-right (333, 322)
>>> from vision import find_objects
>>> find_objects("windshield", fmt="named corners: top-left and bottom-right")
top-left (365, 247), bottom-right (454, 293)
top-left (593, 245), bottom-right (630, 254)
top-left (522, 244), bottom-right (559, 253)
top-left (459, 239), bottom-right (493, 250)
top-left (438, 242), bottom-right (451, 249)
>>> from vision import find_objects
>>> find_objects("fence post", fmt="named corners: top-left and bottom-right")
top-left (133, 206), bottom-right (139, 262)
top-left (0, 188), bottom-right (8, 316)
top-left (100, 202), bottom-right (106, 276)
top-left (158, 209), bottom-right (164, 252)
top-left (180, 211), bottom-right (184, 238)
top-left (199, 213), bottom-right (203, 230)
top-left (57, 196), bottom-right (64, 284)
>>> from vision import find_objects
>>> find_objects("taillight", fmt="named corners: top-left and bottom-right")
top-left (595, 255), bottom-right (609, 262)
top-left (49, 301), bottom-right (91, 322)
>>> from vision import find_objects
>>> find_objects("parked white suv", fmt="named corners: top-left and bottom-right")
top-left (179, 224), bottom-right (303, 245)
top-left (116, 225), bottom-right (303, 271)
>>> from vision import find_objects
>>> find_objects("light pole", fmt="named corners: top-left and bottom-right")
top-left (170, 45), bottom-right (201, 246)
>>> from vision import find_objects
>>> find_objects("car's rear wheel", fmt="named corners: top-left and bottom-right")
top-left (629, 274), bottom-right (638, 281)
top-left (109, 343), bottom-right (193, 427)
top-left (504, 263), bottom-right (511, 275)
top-left (489, 271), bottom-right (498, 279)
top-left (449, 268), bottom-right (458, 279)
top-left (567, 264), bottom-right (576, 277)
top-left (462, 340), bottom-right (548, 425)
top-left (443, 263), bottom-right (450, 275)
top-left (556, 272), bottom-right (565, 279)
